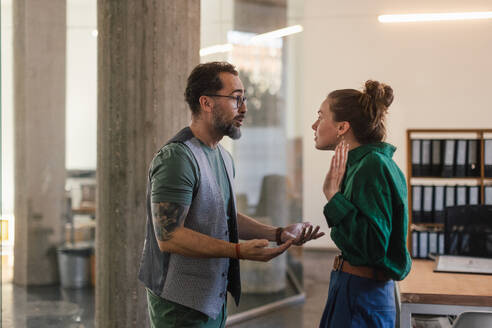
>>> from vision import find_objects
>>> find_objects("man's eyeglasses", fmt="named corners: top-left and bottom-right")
top-left (204, 94), bottom-right (247, 109)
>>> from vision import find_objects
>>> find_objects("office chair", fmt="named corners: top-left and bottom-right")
top-left (254, 174), bottom-right (288, 227)
top-left (451, 311), bottom-right (492, 327)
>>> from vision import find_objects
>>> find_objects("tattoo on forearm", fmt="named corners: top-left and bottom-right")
top-left (152, 202), bottom-right (186, 241)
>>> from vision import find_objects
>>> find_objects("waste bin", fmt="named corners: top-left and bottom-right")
top-left (57, 242), bottom-right (93, 288)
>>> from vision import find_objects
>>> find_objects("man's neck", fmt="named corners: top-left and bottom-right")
top-left (190, 120), bottom-right (223, 149)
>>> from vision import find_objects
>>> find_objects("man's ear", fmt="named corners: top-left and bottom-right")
top-left (198, 95), bottom-right (213, 114)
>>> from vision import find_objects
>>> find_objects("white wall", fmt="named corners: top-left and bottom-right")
top-left (1, 0), bottom-right (13, 215)
top-left (201, 0), bottom-right (233, 50)
top-left (301, 0), bottom-right (492, 248)
top-left (200, 0), bottom-right (234, 153)
top-left (66, 0), bottom-right (97, 169)
top-left (286, 0), bottom-right (304, 139)
top-left (1, 0), bottom-right (97, 215)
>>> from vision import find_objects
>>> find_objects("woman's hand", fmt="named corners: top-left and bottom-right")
top-left (323, 141), bottom-right (349, 202)
top-left (282, 222), bottom-right (325, 245)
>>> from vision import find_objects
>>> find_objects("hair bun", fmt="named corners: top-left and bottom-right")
top-left (364, 80), bottom-right (394, 108)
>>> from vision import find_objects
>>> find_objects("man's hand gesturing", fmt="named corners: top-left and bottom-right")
top-left (237, 239), bottom-right (293, 262)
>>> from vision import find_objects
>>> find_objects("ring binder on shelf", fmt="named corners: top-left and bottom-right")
top-left (445, 185), bottom-right (455, 208)
top-left (419, 231), bottom-right (429, 258)
top-left (467, 139), bottom-right (480, 177)
top-left (412, 230), bottom-right (445, 258)
top-left (468, 186), bottom-right (480, 205)
top-left (485, 185), bottom-right (492, 205)
top-left (434, 185), bottom-right (445, 223)
top-left (412, 231), bottom-right (419, 258)
top-left (431, 140), bottom-right (443, 176)
top-left (485, 139), bottom-right (492, 177)
top-left (421, 140), bottom-right (432, 176)
top-left (455, 139), bottom-right (467, 177)
top-left (412, 139), bottom-right (422, 176)
top-left (422, 186), bottom-right (434, 222)
top-left (429, 231), bottom-right (438, 255)
top-left (456, 186), bottom-right (467, 206)
top-left (438, 232), bottom-right (445, 255)
top-left (442, 139), bottom-right (456, 177)
top-left (412, 185), bottom-right (423, 223)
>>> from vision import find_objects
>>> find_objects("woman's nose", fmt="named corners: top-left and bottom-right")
top-left (312, 120), bottom-right (318, 130)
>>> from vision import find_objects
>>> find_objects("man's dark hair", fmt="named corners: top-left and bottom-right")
top-left (184, 62), bottom-right (238, 116)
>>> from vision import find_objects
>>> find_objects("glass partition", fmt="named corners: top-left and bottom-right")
top-left (201, 0), bottom-right (305, 319)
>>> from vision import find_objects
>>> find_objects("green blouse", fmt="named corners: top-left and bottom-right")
top-left (323, 142), bottom-right (412, 281)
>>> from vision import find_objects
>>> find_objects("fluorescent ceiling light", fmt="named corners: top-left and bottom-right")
top-left (379, 11), bottom-right (492, 23)
top-left (250, 24), bottom-right (303, 42)
top-left (199, 43), bottom-right (233, 57)
top-left (199, 25), bottom-right (303, 56)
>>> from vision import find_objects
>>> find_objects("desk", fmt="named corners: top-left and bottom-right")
top-left (398, 259), bottom-right (492, 328)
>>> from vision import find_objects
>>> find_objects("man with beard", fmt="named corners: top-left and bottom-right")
top-left (138, 62), bottom-right (324, 327)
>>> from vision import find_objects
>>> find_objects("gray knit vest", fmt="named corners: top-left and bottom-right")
top-left (138, 127), bottom-right (241, 319)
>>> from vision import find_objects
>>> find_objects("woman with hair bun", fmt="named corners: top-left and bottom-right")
top-left (313, 80), bottom-right (411, 328)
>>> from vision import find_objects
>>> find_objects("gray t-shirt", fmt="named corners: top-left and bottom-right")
top-left (150, 141), bottom-right (234, 219)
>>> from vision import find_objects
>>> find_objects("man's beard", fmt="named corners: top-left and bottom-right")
top-left (212, 109), bottom-right (242, 140)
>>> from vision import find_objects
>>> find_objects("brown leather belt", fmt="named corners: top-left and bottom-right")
top-left (333, 255), bottom-right (390, 282)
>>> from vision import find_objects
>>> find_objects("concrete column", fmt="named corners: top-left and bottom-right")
top-left (96, 1), bottom-right (199, 327)
top-left (13, 0), bottom-right (67, 286)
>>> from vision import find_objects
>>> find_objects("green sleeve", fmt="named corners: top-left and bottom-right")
top-left (323, 156), bottom-right (393, 266)
top-left (150, 143), bottom-right (198, 206)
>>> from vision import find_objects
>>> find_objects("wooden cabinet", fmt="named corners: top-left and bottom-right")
top-left (406, 129), bottom-right (492, 256)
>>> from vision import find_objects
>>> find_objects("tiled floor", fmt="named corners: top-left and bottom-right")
top-left (1, 283), bottom-right (95, 328)
top-left (230, 250), bottom-right (336, 328)
top-left (1, 249), bottom-right (336, 328)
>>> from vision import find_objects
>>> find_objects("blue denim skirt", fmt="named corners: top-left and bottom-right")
top-left (319, 270), bottom-right (396, 328)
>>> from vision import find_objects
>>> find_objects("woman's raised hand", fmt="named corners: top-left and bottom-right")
top-left (323, 141), bottom-right (349, 202)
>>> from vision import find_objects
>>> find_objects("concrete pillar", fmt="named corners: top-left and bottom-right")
top-left (13, 0), bottom-right (66, 286)
top-left (96, 1), bottom-right (199, 327)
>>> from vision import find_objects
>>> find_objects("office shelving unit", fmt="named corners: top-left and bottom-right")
top-left (406, 129), bottom-right (492, 256)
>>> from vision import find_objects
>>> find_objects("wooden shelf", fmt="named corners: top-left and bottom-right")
top-left (407, 128), bottom-right (492, 133)
top-left (410, 223), bottom-right (444, 230)
top-left (406, 129), bottom-right (491, 256)
top-left (411, 176), bottom-right (481, 180)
